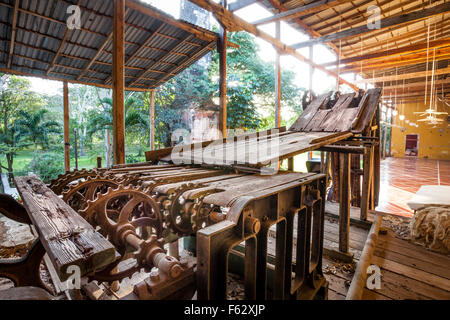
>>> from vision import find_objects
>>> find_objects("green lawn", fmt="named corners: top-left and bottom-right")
top-left (11, 149), bottom-right (98, 173)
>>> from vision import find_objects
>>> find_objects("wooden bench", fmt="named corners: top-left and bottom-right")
top-left (14, 176), bottom-right (117, 282)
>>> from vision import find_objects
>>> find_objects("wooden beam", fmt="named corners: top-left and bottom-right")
top-left (63, 81), bottom-right (70, 172)
top-left (105, 22), bottom-right (165, 85)
top-left (338, 153), bottom-right (351, 255)
top-left (113, 0), bottom-right (126, 165)
top-left (219, 0), bottom-right (228, 137)
top-left (229, 0), bottom-right (259, 12)
top-left (0, 67), bottom-right (154, 92)
top-left (149, 41), bottom-right (216, 89)
top-left (126, 0), bottom-right (217, 43)
top-left (381, 78), bottom-right (450, 90)
top-left (340, 19), bottom-right (450, 55)
top-left (7, 0), bottom-right (19, 69)
top-left (334, 51), bottom-right (450, 73)
top-left (358, 66), bottom-right (450, 83)
top-left (253, 0), bottom-right (353, 26)
top-left (47, 0), bottom-right (82, 75)
top-left (275, 21), bottom-right (281, 128)
top-left (322, 38), bottom-right (450, 67)
top-left (77, 32), bottom-right (113, 81)
top-left (14, 176), bottom-right (116, 282)
top-left (266, 0), bottom-right (340, 54)
top-left (129, 34), bottom-right (193, 87)
top-left (291, 2), bottom-right (450, 49)
top-left (188, 0), bottom-right (359, 91)
top-left (150, 90), bottom-right (155, 151)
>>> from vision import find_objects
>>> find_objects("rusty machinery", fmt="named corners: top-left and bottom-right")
top-left (47, 167), bottom-right (328, 300)
top-left (1, 89), bottom-right (382, 300)
top-left (1, 166), bottom-right (328, 300)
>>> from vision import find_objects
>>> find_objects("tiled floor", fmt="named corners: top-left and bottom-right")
top-left (376, 157), bottom-right (450, 217)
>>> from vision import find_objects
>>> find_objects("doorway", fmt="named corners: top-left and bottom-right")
top-left (405, 134), bottom-right (419, 157)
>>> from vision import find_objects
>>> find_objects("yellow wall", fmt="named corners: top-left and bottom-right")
top-left (391, 99), bottom-right (450, 160)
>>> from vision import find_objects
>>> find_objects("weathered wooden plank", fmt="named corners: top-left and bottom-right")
top-left (14, 176), bottom-right (116, 282)
top-left (371, 255), bottom-right (450, 292)
top-left (289, 93), bottom-right (331, 131)
top-left (352, 88), bottom-right (382, 133)
top-left (320, 93), bottom-right (355, 132)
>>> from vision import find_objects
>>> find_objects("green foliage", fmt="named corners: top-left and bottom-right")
top-left (27, 152), bottom-right (65, 183)
top-left (16, 109), bottom-right (61, 150)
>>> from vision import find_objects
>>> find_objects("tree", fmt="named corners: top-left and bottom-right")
top-left (16, 109), bottom-right (61, 151)
top-left (87, 92), bottom-right (150, 165)
top-left (210, 31), bottom-right (305, 131)
top-left (0, 75), bottom-right (43, 180)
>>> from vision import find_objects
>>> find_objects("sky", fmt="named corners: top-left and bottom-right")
top-left (29, 0), bottom-right (360, 95)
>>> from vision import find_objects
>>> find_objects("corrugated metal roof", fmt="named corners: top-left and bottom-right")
top-left (0, 0), bottom-right (218, 91)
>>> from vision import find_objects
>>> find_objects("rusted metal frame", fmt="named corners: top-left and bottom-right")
top-left (7, 0), bottom-right (19, 69)
top-left (0, 238), bottom-right (47, 290)
top-left (197, 175), bottom-right (327, 300)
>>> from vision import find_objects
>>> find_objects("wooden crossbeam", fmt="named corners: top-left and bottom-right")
top-left (266, 0), bottom-right (340, 54)
top-left (150, 42), bottom-right (216, 89)
top-left (322, 38), bottom-right (450, 67)
top-left (129, 34), bottom-right (194, 87)
top-left (312, 0), bottom-right (380, 30)
top-left (7, 0), bottom-right (19, 69)
top-left (0, 67), bottom-right (154, 92)
top-left (105, 22), bottom-right (165, 84)
top-left (381, 78), bottom-right (450, 90)
top-left (333, 50), bottom-right (450, 73)
top-left (76, 32), bottom-right (113, 80)
top-left (126, 0), bottom-right (216, 42)
top-left (358, 66), bottom-right (450, 83)
top-left (316, 0), bottom-right (420, 34)
top-left (188, 0), bottom-right (359, 91)
top-left (291, 2), bottom-right (450, 49)
top-left (229, 0), bottom-right (259, 11)
top-left (341, 21), bottom-right (450, 56)
top-left (253, 0), bottom-right (354, 26)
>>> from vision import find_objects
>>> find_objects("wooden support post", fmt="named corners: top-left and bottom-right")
top-left (63, 81), bottom-right (70, 172)
top-left (150, 90), bottom-right (155, 151)
top-left (288, 158), bottom-right (294, 171)
top-left (96, 157), bottom-right (102, 169)
top-left (275, 22), bottom-right (281, 128)
top-left (112, 0), bottom-right (125, 165)
top-left (74, 128), bottom-right (78, 170)
top-left (308, 45), bottom-right (314, 98)
top-left (218, 0), bottom-right (228, 138)
top-left (360, 145), bottom-right (374, 221)
top-left (374, 106), bottom-right (381, 207)
top-left (338, 153), bottom-right (351, 255)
